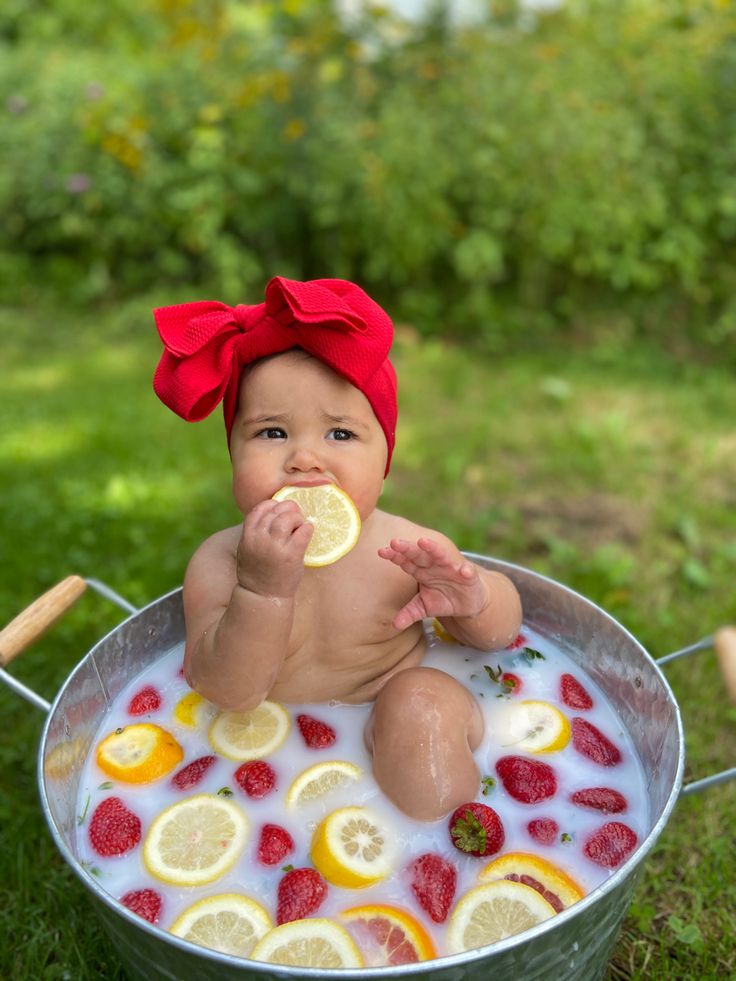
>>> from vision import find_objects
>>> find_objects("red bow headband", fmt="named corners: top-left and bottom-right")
top-left (153, 277), bottom-right (398, 474)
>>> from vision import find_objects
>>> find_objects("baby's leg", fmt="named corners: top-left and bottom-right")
top-left (365, 666), bottom-right (484, 822)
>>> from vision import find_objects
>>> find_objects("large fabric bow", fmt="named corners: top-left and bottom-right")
top-left (153, 276), bottom-right (397, 473)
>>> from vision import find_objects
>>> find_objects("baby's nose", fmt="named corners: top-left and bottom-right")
top-left (286, 442), bottom-right (324, 472)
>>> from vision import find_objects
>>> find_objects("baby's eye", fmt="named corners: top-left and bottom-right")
top-left (256, 427), bottom-right (286, 440)
top-left (327, 428), bottom-right (356, 441)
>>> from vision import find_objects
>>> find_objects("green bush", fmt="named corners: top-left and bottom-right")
top-left (1, 0), bottom-right (735, 358)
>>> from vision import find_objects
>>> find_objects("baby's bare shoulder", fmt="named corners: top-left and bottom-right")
top-left (184, 526), bottom-right (240, 614)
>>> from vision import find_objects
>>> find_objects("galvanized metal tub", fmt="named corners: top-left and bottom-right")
top-left (4, 557), bottom-right (734, 981)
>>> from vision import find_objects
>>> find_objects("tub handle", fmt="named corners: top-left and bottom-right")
top-left (656, 627), bottom-right (736, 796)
top-left (0, 576), bottom-right (138, 712)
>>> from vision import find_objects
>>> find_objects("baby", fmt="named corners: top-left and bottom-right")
top-left (153, 277), bottom-right (522, 821)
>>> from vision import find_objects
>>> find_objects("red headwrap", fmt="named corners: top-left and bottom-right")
top-left (152, 277), bottom-right (398, 474)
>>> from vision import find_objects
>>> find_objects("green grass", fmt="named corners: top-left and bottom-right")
top-left (1, 298), bottom-right (734, 980)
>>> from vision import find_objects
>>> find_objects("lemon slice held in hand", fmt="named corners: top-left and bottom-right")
top-left (252, 918), bottom-right (364, 968)
top-left (170, 893), bottom-right (272, 956)
top-left (272, 483), bottom-right (361, 567)
top-left (144, 794), bottom-right (249, 886)
top-left (209, 701), bottom-right (290, 761)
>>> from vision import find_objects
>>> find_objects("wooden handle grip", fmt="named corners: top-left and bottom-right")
top-left (0, 576), bottom-right (87, 667)
top-left (714, 626), bottom-right (736, 704)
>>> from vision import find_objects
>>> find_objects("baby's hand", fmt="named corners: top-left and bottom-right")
top-left (236, 499), bottom-right (313, 598)
top-left (378, 537), bottom-right (489, 630)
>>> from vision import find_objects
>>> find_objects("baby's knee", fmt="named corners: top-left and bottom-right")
top-left (366, 667), bottom-right (484, 821)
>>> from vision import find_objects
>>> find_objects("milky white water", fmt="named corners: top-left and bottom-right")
top-left (75, 623), bottom-right (648, 962)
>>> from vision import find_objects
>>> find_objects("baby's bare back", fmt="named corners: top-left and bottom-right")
top-left (183, 510), bottom-right (430, 707)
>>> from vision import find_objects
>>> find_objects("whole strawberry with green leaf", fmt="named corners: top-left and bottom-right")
top-left (448, 802), bottom-right (504, 857)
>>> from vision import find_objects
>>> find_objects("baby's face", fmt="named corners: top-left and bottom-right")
top-left (229, 351), bottom-right (388, 519)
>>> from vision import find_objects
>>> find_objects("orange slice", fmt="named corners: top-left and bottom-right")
top-left (340, 904), bottom-right (436, 966)
top-left (96, 723), bottom-right (183, 783)
top-left (272, 484), bottom-right (361, 567)
top-left (478, 851), bottom-right (585, 912)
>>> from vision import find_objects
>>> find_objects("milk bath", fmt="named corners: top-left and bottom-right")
top-left (75, 623), bottom-right (649, 962)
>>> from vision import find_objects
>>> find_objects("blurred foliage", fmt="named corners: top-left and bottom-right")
top-left (2, 0), bottom-right (736, 359)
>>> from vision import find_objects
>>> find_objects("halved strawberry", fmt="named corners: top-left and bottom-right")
top-left (127, 685), bottom-right (161, 716)
top-left (120, 888), bottom-right (162, 924)
top-left (407, 853), bottom-right (457, 923)
top-left (171, 755), bottom-right (216, 791)
top-left (584, 821), bottom-right (638, 868)
top-left (560, 674), bottom-right (593, 710)
top-left (276, 867), bottom-right (328, 924)
top-left (527, 817), bottom-right (559, 845)
top-left (234, 760), bottom-right (277, 798)
top-left (571, 787), bottom-right (628, 814)
top-left (571, 718), bottom-right (622, 766)
top-left (508, 632), bottom-right (528, 650)
top-left (257, 823), bottom-right (295, 866)
top-left (501, 672), bottom-right (522, 695)
top-left (296, 714), bottom-right (336, 749)
top-left (89, 797), bottom-right (141, 857)
top-left (496, 755), bottom-right (558, 804)
top-left (448, 802), bottom-right (505, 857)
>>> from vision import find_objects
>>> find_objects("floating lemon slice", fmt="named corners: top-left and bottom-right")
top-left (209, 701), bottom-right (290, 761)
top-left (447, 880), bottom-right (557, 953)
top-left (143, 793), bottom-right (249, 886)
top-left (431, 618), bottom-right (457, 644)
top-left (478, 851), bottom-right (585, 911)
top-left (272, 484), bottom-right (361, 567)
top-left (252, 918), bottom-right (364, 968)
top-left (173, 691), bottom-right (207, 728)
top-left (96, 724), bottom-right (183, 783)
top-left (491, 700), bottom-right (571, 754)
top-left (340, 904), bottom-right (436, 965)
top-left (170, 893), bottom-right (272, 957)
top-left (311, 806), bottom-right (392, 889)
top-left (286, 760), bottom-right (362, 808)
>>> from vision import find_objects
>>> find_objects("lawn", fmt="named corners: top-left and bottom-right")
top-left (1, 296), bottom-right (734, 979)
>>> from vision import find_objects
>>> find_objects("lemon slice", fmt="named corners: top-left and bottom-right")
top-left (447, 880), bottom-right (557, 953)
top-left (311, 806), bottom-right (392, 888)
top-left (170, 893), bottom-right (272, 956)
top-left (431, 618), bottom-right (457, 643)
top-left (251, 918), bottom-right (364, 968)
top-left (208, 701), bottom-right (290, 761)
top-left (286, 760), bottom-right (362, 808)
top-left (143, 793), bottom-right (249, 886)
top-left (490, 700), bottom-right (571, 754)
top-left (96, 724), bottom-right (183, 783)
top-left (478, 851), bottom-right (585, 911)
top-left (272, 484), bottom-right (361, 567)
top-left (173, 691), bottom-right (207, 728)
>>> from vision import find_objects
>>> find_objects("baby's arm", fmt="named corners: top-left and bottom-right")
top-left (183, 500), bottom-right (313, 711)
top-left (378, 535), bottom-right (522, 651)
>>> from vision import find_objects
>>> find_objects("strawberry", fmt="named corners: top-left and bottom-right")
top-left (171, 755), bottom-right (216, 791)
top-left (527, 817), bottom-right (559, 845)
top-left (120, 888), bottom-right (162, 924)
top-left (406, 853), bottom-right (457, 923)
top-left (501, 672), bottom-right (522, 695)
top-left (296, 714), bottom-right (336, 749)
top-left (508, 632), bottom-right (528, 650)
top-left (571, 718), bottom-right (622, 766)
top-left (560, 674), bottom-right (594, 711)
top-left (584, 821), bottom-right (638, 869)
top-left (276, 867), bottom-right (327, 924)
top-left (448, 802), bottom-right (505, 857)
top-left (571, 787), bottom-right (628, 814)
top-left (127, 685), bottom-right (161, 716)
top-left (234, 760), bottom-right (277, 798)
top-left (496, 755), bottom-right (558, 804)
top-left (89, 797), bottom-right (141, 857)
top-left (257, 824), bottom-right (295, 866)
